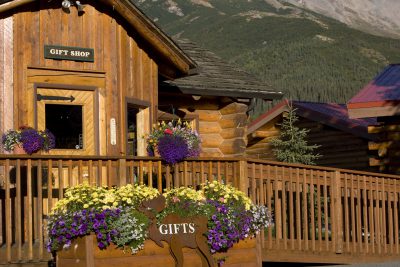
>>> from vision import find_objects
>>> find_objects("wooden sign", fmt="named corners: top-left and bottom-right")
top-left (140, 195), bottom-right (215, 267)
top-left (44, 45), bottom-right (94, 62)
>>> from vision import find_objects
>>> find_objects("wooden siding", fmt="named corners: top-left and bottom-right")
top-left (247, 116), bottom-right (376, 172)
top-left (0, 17), bottom-right (14, 146)
top-left (8, 2), bottom-right (158, 155)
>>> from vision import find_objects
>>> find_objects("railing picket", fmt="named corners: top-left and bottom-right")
top-left (148, 161), bottom-right (153, 188)
top-left (344, 173), bottom-right (350, 253)
top-left (266, 165), bottom-right (272, 249)
top-left (252, 163), bottom-right (256, 203)
top-left (208, 161), bottom-right (213, 182)
top-left (296, 168), bottom-right (301, 250)
top-left (394, 178), bottom-right (399, 254)
top-left (5, 159), bottom-right (11, 262)
top-left (37, 160), bottom-right (43, 259)
top-left (351, 174), bottom-right (356, 253)
top-left (16, 159), bottom-right (22, 260)
top-left (368, 175), bottom-right (375, 254)
top-left (363, 175), bottom-right (368, 254)
top-left (68, 160), bottom-right (73, 187)
top-left (78, 160), bottom-right (83, 184)
top-left (274, 166), bottom-right (280, 249)
top-left (27, 159), bottom-right (33, 260)
top-left (97, 160), bottom-right (102, 186)
top-left (88, 160), bottom-right (93, 185)
top-left (200, 161), bottom-right (205, 186)
top-left (382, 176), bottom-right (387, 254)
top-left (107, 160), bottom-right (113, 186)
top-left (389, 178), bottom-right (394, 254)
top-left (317, 170), bottom-right (321, 250)
top-left (217, 161), bottom-right (221, 182)
top-left (310, 169), bottom-right (315, 252)
top-left (323, 171), bottom-right (328, 251)
top-left (302, 168), bottom-right (308, 251)
top-left (58, 160), bottom-right (64, 200)
top-left (166, 165), bottom-right (171, 189)
top-left (259, 164), bottom-right (265, 248)
top-left (139, 160), bottom-right (143, 185)
top-left (356, 175), bottom-right (362, 253)
top-left (289, 168), bottom-right (294, 250)
top-left (376, 176), bottom-right (381, 255)
top-left (282, 167), bottom-right (287, 250)
top-left (157, 161), bottom-right (162, 193)
top-left (183, 161), bottom-right (188, 187)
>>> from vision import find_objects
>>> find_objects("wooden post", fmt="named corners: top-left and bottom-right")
top-left (238, 160), bottom-right (249, 194)
top-left (118, 159), bottom-right (127, 186)
top-left (332, 170), bottom-right (343, 254)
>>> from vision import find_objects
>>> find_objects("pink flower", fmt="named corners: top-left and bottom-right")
top-left (164, 129), bottom-right (173, 135)
top-left (172, 196), bottom-right (180, 203)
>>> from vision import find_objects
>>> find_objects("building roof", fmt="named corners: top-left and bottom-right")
top-left (249, 99), bottom-right (377, 140)
top-left (0, 0), bottom-right (196, 79)
top-left (347, 64), bottom-right (400, 118)
top-left (161, 39), bottom-right (283, 100)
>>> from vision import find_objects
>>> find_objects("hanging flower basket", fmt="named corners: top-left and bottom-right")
top-left (145, 120), bottom-right (201, 164)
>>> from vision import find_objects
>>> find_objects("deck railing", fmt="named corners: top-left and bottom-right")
top-left (0, 155), bottom-right (399, 264)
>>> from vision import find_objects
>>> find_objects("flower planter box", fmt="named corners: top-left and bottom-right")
top-left (57, 235), bottom-right (261, 267)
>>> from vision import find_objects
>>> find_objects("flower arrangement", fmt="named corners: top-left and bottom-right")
top-left (47, 181), bottom-right (272, 257)
top-left (145, 120), bottom-right (201, 164)
top-left (1, 126), bottom-right (55, 154)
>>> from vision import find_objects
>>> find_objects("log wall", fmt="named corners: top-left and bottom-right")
top-left (2, 2), bottom-right (158, 155)
top-left (247, 115), bottom-right (376, 172)
top-left (368, 121), bottom-right (400, 174)
top-left (196, 103), bottom-right (248, 157)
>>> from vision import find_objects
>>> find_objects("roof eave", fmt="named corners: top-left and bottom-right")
top-left (171, 85), bottom-right (284, 100)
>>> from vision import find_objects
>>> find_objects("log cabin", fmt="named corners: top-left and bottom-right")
top-left (348, 64), bottom-right (400, 173)
top-left (247, 99), bottom-right (379, 172)
top-left (0, 0), bottom-right (282, 159)
top-left (158, 39), bottom-right (283, 157)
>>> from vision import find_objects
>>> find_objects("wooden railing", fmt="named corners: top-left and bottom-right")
top-left (246, 159), bottom-right (400, 264)
top-left (0, 155), bottom-right (399, 264)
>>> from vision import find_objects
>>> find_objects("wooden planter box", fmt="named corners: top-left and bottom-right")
top-left (57, 235), bottom-right (261, 267)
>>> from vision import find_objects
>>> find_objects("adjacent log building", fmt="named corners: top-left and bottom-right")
top-left (348, 64), bottom-right (400, 173)
top-left (247, 99), bottom-right (378, 172)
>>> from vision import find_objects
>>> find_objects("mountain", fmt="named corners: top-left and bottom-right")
top-left (133, 0), bottom-right (400, 117)
top-left (283, 0), bottom-right (400, 39)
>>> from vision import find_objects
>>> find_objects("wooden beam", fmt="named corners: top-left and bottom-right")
top-left (0, 0), bottom-right (36, 13)
top-left (368, 124), bottom-right (400, 133)
top-left (251, 130), bottom-right (279, 139)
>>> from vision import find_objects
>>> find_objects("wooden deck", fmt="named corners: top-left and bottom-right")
top-left (0, 155), bottom-right (399, 265)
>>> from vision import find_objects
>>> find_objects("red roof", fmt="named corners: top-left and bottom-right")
top-left (249, 100), bottom-right (377, 140)
top-left (348, 64), bottom-right (400, 108)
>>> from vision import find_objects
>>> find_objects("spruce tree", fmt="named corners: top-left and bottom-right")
top-left (271, 102), bottom-right (320, 165)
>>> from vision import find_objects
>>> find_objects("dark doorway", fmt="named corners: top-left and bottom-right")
top-left (45, 104), bottom-right (83, 149)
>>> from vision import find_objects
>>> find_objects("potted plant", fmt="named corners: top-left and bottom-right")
top-left (1, 126), bottom-right (55, 154)
top-left (145, 120), bottom-right (201, 164)
top-left (49, 181), bottom-right (272, 267)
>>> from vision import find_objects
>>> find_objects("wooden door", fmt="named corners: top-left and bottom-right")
top-left (36, 87), bottom-right (98, 155)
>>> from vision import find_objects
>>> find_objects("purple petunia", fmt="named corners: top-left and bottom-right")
top-left (20, 129), bottom-right (44, 154)
top-left (157, 134), bottom-right (189, 164)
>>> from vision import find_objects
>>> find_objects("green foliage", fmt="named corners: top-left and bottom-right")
top-left (270, 104), bottom-right (320, 165)
top-left (134, 0), bottom-right (400, 118)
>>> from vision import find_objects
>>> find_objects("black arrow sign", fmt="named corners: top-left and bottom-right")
top-left (37, 94), bottom-right (75, 102)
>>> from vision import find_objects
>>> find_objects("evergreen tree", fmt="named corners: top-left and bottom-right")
top-left (271, 103), bottom-right (320, 165)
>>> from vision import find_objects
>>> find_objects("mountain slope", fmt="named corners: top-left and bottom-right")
top-left (283, 0), bottom-right (400, 39)
top-left (133, 0), bottom-right (400, 117)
